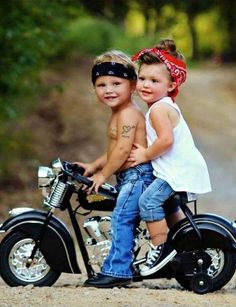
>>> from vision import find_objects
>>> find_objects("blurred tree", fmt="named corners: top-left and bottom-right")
top-left (0, 0), bottom-right (81, 119)
top-left (135, 0), bottom-right (236, 61)
top-left (216, 0), bottom-right (236, 60)
top-left (77, 0), bottom-right (236, 61)
top-left (79, 0), bottom-right (129, 23)
top-left (169, 0), bottom-right (215, 60)
top-left (0, 0), bottom-right (81, 179)
top-left (194, 9), bottom-right (228, 58)
top-left (132, 0), bottom-right (166, 35)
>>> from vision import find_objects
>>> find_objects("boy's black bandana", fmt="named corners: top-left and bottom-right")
top-left (91, 62), bottom-right (137, 85)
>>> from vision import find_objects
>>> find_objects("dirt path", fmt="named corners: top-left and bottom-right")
top-left (0, 272), bottom-right (235, 307)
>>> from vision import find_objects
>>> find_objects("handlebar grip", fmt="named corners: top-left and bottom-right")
top-left (64, 162), bottom-right (85, 175)
top-left (74, 174), bottom-right (117, 199)
top-left (62, 161), bottom-right (92, 186)
top-left (73, 173), bottom-right (93, 187)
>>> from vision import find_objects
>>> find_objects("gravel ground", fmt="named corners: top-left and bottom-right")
top-left (0, 272), bottom-right (236, 307)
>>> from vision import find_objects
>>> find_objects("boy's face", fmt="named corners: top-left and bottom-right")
top-left (136, 63), bottom-right (176, 106)
top-left (94, 76), bottom-right (135, 109)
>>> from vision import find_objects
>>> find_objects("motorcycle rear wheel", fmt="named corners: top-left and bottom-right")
top-left (175, 248), bottom-right (236, 292)
top-left (0, 231), bottom-right (61, 286)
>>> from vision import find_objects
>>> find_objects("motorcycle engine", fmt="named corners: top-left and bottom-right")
top-left (83, 216), bottom-right (112, 267)
top-left (83, 216), bottom-right (148, 268)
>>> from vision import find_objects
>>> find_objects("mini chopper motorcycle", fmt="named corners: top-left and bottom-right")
top-left (0, 159), bottom-right (236, 294)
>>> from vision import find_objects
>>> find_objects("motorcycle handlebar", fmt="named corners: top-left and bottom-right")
top-left (74, 173), bottom-right (93, 188)
top-left (62, 161), bottom-right (117, 197)
top-left (64, 161), bottom-right (85, 175)
top-left (63, 161), bottom-right (93, 187)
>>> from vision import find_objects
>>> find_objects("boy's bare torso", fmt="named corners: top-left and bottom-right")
top-left (107, 103), bottom-right (147, 172)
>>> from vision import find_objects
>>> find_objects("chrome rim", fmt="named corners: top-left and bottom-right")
top-left (9, 238), bottom-right (51, 282)
top-left (206, 248), bottom-right (224, 278)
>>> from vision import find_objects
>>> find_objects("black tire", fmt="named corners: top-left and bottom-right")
top-left (0, 231), bottom-right (61, 287)
top-left (175, 248), bottom-right (236, 292)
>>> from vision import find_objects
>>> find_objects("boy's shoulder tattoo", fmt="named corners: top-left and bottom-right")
top-left (121, 125), bottom-right (136, 138)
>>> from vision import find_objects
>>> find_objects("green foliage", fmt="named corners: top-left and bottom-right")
top-left (195, 8), bottom-right (228, 56)
top-left (64, 17), bottom-right (118, 55)
top-left (0, 0), bottom-right (82, 181)
top-left (113, 34), bottom-right (158, 55)
top-left (64, 16), bottom-right (162, 57)
top-left (157, 5), bottom-right (192, 58)
top-left (0, 122), bottom-right (34, 178)
top-left (0, 0), bottom-right (82, 119)
top-left (125, 8), bottom-right (146, 36)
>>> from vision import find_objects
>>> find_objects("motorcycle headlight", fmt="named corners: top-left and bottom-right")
top-left (51, 158), bottom-right (63, 175)
top-left (38, 166), bottom-right (54, 188)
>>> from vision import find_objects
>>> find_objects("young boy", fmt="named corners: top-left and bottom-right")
top-left (75, 50), bottom-right (154, 287)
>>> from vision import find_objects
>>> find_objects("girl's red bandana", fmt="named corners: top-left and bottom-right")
top-left (91, 62), bottom-right (137, 85)
top-left (132, 48), bottom-right (187, 100)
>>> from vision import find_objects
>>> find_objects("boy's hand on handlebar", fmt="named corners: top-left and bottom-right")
top-left (73, 162), bottom-right (96, 177)
top-left (87, 171), bottom-right (106, 194)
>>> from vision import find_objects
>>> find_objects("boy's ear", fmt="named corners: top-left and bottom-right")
top-left (168, 81), bottom-right (177, 93)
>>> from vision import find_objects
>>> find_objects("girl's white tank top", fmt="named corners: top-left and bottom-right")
top-left (146, 97), bottom-right (211, 193)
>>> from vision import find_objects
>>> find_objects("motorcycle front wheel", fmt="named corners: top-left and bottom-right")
top-left (175, 248), bottom-right (236, 292)
top-left (0, 231), bottom-right (61, 286)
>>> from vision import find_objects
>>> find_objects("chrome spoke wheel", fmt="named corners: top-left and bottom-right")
top-left (205, 248), bottom-right (224, 278)
top-left (9, 238), bottom-right (50, 283)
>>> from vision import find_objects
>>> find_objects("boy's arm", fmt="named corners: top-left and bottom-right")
top-left (92, 153), bottom-right (107, 171)
top-left (90, 108), bottom-right (139, 192)
top-left (74, 153), bottom-right (107, 176)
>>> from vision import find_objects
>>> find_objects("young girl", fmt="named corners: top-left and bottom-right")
top-left (129, 39), bottom-right (212, 276)
top-left (75, 50), bottom-right (154, 287)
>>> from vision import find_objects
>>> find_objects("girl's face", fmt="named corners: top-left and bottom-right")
top-left (136, 63), bottom-right (176, 106)
top-left (94, 76), bottom-right (135, 110)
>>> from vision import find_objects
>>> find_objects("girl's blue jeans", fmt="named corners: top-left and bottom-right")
top-left (101, 163), bottom-right (154, 278)
top-left (139, 177), bottom-right (176, 221)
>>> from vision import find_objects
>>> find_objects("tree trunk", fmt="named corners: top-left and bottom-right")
top-left (187, 14), bottom-right (199, 60)
top-left (222, 1), bottom-right (236, 61)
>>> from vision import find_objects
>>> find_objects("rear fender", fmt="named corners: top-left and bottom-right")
top-left (0, 209), bottom-right (81, 273)
top-left (169, 214), bottom-right (236, 251)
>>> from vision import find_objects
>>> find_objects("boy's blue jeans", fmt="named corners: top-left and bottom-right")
top-left (101, 163), bottom-right (154, 278)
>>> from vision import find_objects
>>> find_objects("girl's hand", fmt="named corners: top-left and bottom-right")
top-left (128, 143), bottom-right (149, 166)
top-left (87, 171), bottom-right (106, 194)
